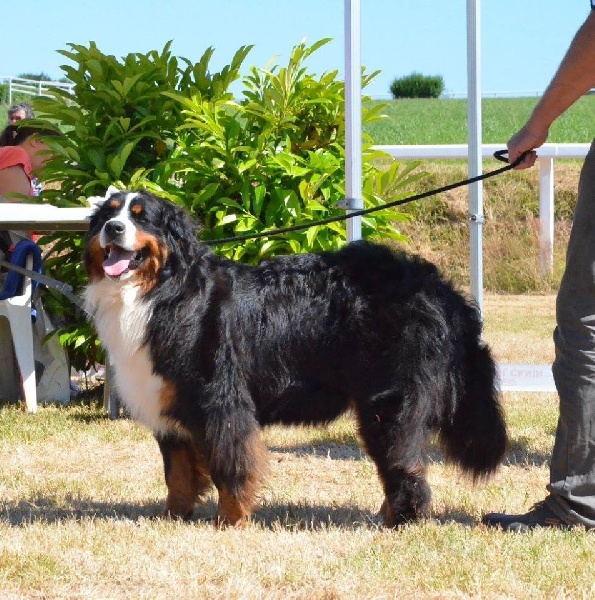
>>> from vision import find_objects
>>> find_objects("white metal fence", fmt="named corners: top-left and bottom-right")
top-left (374, 142), bottom-right (591, 274)
top-left (0, 76), bottom-right (73, 105)
top-left (372, 142), bottom-right (595, 393)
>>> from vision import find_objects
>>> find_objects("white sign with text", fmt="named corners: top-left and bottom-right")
top-left (497, 364), bottom-right (556, 393)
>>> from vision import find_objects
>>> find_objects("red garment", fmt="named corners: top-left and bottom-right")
top-left (0, 146), bottom-right (33, 195)
top-left (0, 146), bottom-right (38, 241)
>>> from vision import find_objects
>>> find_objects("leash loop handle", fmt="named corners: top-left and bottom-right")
top-left (493, 149), bottom-right (531, 168)
top-left (493, 149), bottom-right (510, 164)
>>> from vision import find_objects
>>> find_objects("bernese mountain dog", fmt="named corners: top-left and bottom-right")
top-left (83, 187), bottom-right (507, 527)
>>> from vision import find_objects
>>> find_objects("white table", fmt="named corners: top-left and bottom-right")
top-left (0, 202), bottom-right (119, 416)
top-left (0, 203), bottom-right (92, 231)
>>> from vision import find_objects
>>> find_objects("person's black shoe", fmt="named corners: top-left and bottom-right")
top-left (482, 501), bottom-right (573, 532)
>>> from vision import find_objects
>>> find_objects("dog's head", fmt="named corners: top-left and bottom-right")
top-left (84, 187), bottom-right (202, 291)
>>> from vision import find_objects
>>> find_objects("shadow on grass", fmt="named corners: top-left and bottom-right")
top-left (1, 495), bottom-right (479, 530)
top-left (503, 438), bottom-right (551, 467)
top-left (268, 434), bottom-right (452, 464)
top-left (268, 441), bottom-right (366, 461)
top-left (267, 435), bottom-right (551, 469)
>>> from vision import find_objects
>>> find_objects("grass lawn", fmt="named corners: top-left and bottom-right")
top-left (1, 95), bottom-right (593, 597)
top-left (364, 95), bottom-right (595, 145)
top-left (2, 294), bottom-right (594, 599)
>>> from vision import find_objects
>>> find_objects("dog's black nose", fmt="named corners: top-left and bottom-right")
top-left (105, 220), bottom-right (126, 237)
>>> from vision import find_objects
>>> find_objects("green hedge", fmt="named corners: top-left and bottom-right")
top-left (389, 73), bottom-right (444, 99)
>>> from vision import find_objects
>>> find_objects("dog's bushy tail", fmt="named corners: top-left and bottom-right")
top-left (439, 326), bottom-right (507, 480)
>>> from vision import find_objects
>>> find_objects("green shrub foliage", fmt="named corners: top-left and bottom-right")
top-left (389, 73), bottom-right (444, 99)
top-left (33, 40), bottom-right (422, 368)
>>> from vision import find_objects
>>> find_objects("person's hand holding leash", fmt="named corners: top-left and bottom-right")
top-left (506, 121), bottom-right (550, 170)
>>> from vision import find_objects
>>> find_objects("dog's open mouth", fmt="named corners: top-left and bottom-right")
top-left (103, 245), bottom-right (146, 278)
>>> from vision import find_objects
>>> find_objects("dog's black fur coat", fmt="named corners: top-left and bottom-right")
top-left (84, 191), bottom-right (507, 526)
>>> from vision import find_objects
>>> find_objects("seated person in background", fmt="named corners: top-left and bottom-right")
top-left (1, 107), bottom-right (44, 196)
top-left (0, 103), bottom-right (36, 146)
top-left (0, 122), bottom-right (69, 404)
top-left (0, 123), bottom-right (58, 256)
top-left (7, 102), bottom-right (35, 124)
top-left (0, 122), bottom-right (59, 279)
top-left (0, 124), bottom-right (56, 201)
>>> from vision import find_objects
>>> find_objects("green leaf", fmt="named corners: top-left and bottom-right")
top-left (34, 37), bottom-right (418, 366)
top-left (219, 214), bottom-right (238, 226)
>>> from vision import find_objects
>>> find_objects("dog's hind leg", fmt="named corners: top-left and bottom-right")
top-left (353, 399), bottom-right (432, 527)
top-left (157, 436), bottom-right (212, 520)
top-left (375, 462), bottom-right (431, 527)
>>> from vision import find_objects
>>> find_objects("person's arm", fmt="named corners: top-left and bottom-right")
top-left (509, 10), bottom-right (595, 168)
top-left (0, 165), bottom-right (31, 200)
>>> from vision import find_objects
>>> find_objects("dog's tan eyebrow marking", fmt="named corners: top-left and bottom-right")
top-left (130, 202), bottom-right (144, 215)
top-left (109, 199), bottom-right (122, 209)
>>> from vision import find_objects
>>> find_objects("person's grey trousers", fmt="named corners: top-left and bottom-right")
top-left (548, 139), bottom-right (595, 528)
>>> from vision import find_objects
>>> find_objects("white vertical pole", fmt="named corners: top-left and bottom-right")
top-left (539, 156), bottom-right (555, 274)
top-left (467, 0), bottom-right (483, 311)
top-left (345, 0), bottom-right (363, 242)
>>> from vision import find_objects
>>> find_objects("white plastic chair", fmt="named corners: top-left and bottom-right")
top-left (0, 239), bottom-right (42, 412)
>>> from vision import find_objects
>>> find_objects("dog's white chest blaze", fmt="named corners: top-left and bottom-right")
top-left (84, 280), bottom-right (182, 437)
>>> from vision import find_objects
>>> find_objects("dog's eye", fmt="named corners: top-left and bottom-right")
top-left (130, 203), bottom-right (144, 216)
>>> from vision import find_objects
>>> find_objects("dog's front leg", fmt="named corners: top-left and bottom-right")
top-left (156, 436), bottom-right (212, 520)
top-left (207, 423), bottom-right (268, 528)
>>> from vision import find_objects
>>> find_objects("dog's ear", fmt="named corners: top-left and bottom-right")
top-left (106, 185), bottom-right (120, 197)
top-left (162, 202), bottom-right (203, 265)
top-left (86, 185), bottom-right (121, 208)
top-left (86, 195), bottom-right (106, 208)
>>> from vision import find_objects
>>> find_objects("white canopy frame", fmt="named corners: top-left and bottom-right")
top-left (344, 0), bottom-right (484, 310)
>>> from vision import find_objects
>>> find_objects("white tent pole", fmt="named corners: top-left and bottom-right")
top-left (467, 0), bottom-right (483, 311)
top-left (345, 0), bottom-right (363, 242)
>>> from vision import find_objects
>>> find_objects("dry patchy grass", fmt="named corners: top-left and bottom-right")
top-left (395, 160), bottom-right (579, 294)
top-left (2, 294), bottom-right (595, 599)
top-left (483, 293), bottom-right (556, 364)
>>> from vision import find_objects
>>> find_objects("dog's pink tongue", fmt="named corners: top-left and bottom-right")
top-left (103, 247), bottom-right (135, 277)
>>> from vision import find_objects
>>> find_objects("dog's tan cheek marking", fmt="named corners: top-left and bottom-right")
top-left (86, 235), bottom-right (106, 281)
top-left (216, 488), bottom-right (251, 528)
top-left (133, 231), bottom-right (168, 294)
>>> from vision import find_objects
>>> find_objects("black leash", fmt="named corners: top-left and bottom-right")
top-left (0, 258), bottom-right (88, 314)
top-left (205, 149), bottom-right (526, 246)
top-left (0, 149), bottom-right (523, 311)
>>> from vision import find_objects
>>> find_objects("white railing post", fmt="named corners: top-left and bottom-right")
top-left (344, 0), bottom-right (363, 242)
top-left (3, 76), bottom-right (74, 104)
top-left (372, 143), bottom-right (589, 279)
top-left (466, 0), bottom-right (483, 311)
top-left (539, 156), bottom-right (555, 274)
